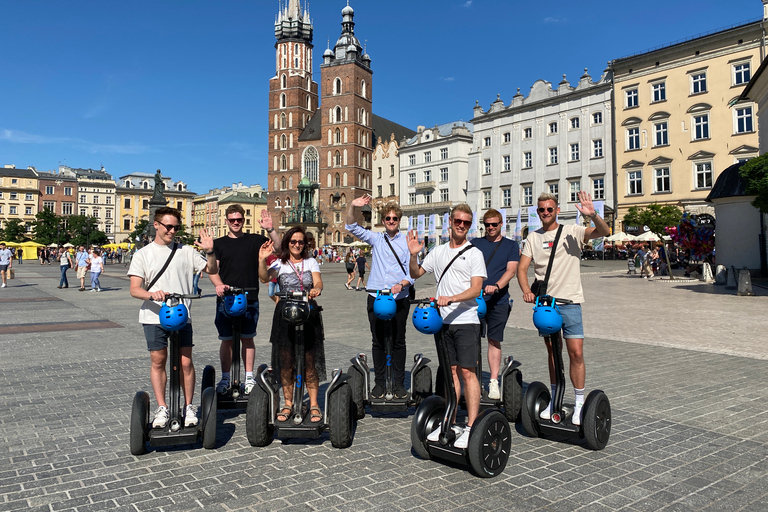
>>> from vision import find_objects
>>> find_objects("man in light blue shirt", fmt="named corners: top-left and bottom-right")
top-left (346, 195), bottom-right (414, 399)
top-left (74, 246), bottom-right (89, 291)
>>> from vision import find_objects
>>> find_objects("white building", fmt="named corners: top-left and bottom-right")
top-left (370, 134), bottom-right (402, 231)
top-left (399, 122), bottom-right (473, 233)
top-left (467, 69), bottom-right (614, 236)
top-left (58, 165), bottom-right (117, 240)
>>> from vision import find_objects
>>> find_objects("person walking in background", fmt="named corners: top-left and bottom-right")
top-left (0, 242), bottom-right (12, 288)
top-left (74, 245), bottom-right (89, 291)
top-left (57, 246), bottom-right (73, 289)
top-left (354, 252), bottom-right (370, 290)
top-left (344, 250), bottom-right (355, 290)
top-left (16, 247), bottom-right (23, 264)
top-left (87, 248), bottom-right (104, 292)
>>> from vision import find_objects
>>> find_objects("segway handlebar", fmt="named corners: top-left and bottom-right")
top-left (365, 288), bottom-right (392, 295)
top-left (536, 295), bottom-right (574, 307)
top-left (409, 297), bottom-right (453, 306)
top-left (223, 286), bottom-right (259, 295)
top-left (275, 290), bottom-right (310, 300)
top-left (164, 292), bottom-right (203, 300)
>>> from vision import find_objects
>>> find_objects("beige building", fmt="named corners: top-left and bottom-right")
top-left (58, 165), bottom-right (117, 240)
top-left (370, 134), bottom-right (402, 231)
top-left (0, 165), bottom-right (39, 235)
top-left (610, 18), bottom-right (764, 232)
top-left (217, 191), bottom-right (269, 236)
top-left (192, 183), bottom-right (266, 238)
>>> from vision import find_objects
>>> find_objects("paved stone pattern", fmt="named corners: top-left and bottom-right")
top-left (2, 261), bottom-right (768, 511)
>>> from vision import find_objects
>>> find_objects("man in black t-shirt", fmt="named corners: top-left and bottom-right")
top-left (354, 254), bottom-right (369, 290)
top-left (209, 204), bottom-right (281, 394)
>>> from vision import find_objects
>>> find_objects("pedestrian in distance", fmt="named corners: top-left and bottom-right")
top-left (87, 249), bottom-right (104, 292)
top-left (16, 247), bottom-right (23, 264)
top-left (354, 252), bottom-right (370, 290)
top-left (74, 246), bottom-right (89, 291)
top-left (57, 246), bottom-right (74, 289)
top-left (344, 250), bottom-right (356, 290)
top-left (0, 242), bottom-right (13, 288)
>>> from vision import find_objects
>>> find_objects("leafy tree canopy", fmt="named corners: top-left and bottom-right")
top-left (739, 153), bottom-right (768, 213)
top-left (32, 207), bottom-right (65, 246)
top-left (66, 216), bottom-right (107, 247)
top-left (129, 220), bottom-right (149, 244)
top-left (623, 203), bottom-right (683, 238)
top-left (1, 219), bottom-right (28, 243)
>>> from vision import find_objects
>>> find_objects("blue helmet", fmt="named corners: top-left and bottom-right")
top-left (476, 296), bottom-right (487, 319)
top-left (532, 300), bottom-right (562, 335)
top-left (373, 292), bottom-right (397, 320)
top-left (412, 304), bottom-right (443, 334)
top-left (159, 302), bottom-right (189, 331)
top-left (223, 293), bottom-right (247, 317)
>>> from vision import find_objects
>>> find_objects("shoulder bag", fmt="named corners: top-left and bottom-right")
top-left (384, 234), bottom-right (416, 299)
top-left (530, 225), bottom-right (563, 297)
top-left (145, 242), bottom-right (179, 292)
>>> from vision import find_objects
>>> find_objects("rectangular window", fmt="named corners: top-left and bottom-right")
top-left (105, 196), bottom-right (112, 205)
top-left (484, 136), bottom-right (491, 147)
top-left (628, 170), bottom-right (643, 195)
top-left (503, 132), bottom-right (511, 143)
top-left (549, 147), bottom-right (558, 165)
top-left (62, 203), bottom-right (73, 215)
top-left (440, 148), bottom-right (448, 159)
top-left (593, 139), bottom-right (603, 158)
top-left (693, 114), bottom-right (709, 139)
top-left (570, 117), bottom-right (579, 129)
top-left (10, 206), bottom-right (17, 215)
top-left (440, 168), bottom-right (448, 181)
top-left (124, 219), bottom-right (131, 230)
top-left (569, 181), bottom-right (580, 202)
top-left (93, 195), bottom-right (99, 204)
top-left (626, 88), bottom-right (638, 108)
top-left (105, 209), bottom-right (112, 219)
top-left (25, 193), bottom-right (33, 201)
top-left (522, 186), bottom-right (533, 206)
top-left (423, 169), bottom-right (431, 182)
top-left (377, 185), bottom-right (382, 198)
top-left (80, 207), bottom-right (87, 216)
top-left (424, 192), bottom-right (432, 204)
top-left (80, 194), bottom-right (86, 203)
top-left (593, 178), bottom-right (605, 200)
top-left (523, 127), bottom-right (532, 139)
top-left (548, 183), bottom-right (559, 202)
top-left (409, 192), bottom-right (416, 205)
top-left (105, 224), bottom-right (111, 234)
top-left (502, 188), bottom-right (511, 207)
top-left (503, 155), bottom-right (511, 171)
top-left (691, 72), bottom-right (707, 94)
top-left (655, 167), bottom-right (670, 193)
top-left (45, 186), bottom-right (54, 195)
top-left (654, 122), bottom-right (668, 146)
top-left (92, 208), bottom-right (99, 218)
top-left (10, 192), bottom-right (17, 200)
top-left (735, 106), bottom-right (754, 133)
top-left (409, 155), bottom-right (415, 165)
top-left (548, 122), bottom-right (558, 134)
top-left (734, 62), bottom-right (751, 85)
top-left (124, 197), bottom-right (131, 208)
top-left (524, 152), bottom-right (532, 168)
top-left (64, 187), bottom-right (72, 196)
top-left (424, 151), bottom-right (431, 163)
top-left (409, 173), bottom-right (416, 186)
top-left (440, 188), bottom-right (449, 202)
top-left (484, 159), bottom-right (492, 174)
top-left (389, 183), bottom-right (395, 196)
top-left (652, 82), bottom-right (666, 102)
top-left (695, 162), bottom-right (713, 189)
top-left (377, 167), bottom-right (382, 179)
top-left (592, 112), bottom-right (603, 125)
top-left (390, 164), bottom-right (395, 176)
top-left (570, 143), bottom-right (580, 161)
top-left (25, 206), bottom-right (33, 215)
top-left (627, 127), bottom-right (640, 150)
top-left (483, 190), bottom-right (491, 209)
top-left (43, 201), bottom-right (56, 211)
top-left (142, 199), bottom-right (149, 210)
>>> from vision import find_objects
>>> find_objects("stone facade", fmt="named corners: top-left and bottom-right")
top-left (0, 166), bottom-right (39, 234)
top-left (58, 165), bottom-right (117, 240)
top-left (36, 172), bottom-right (78, 218)
top-left (371, 134), bottom-right (401, 231)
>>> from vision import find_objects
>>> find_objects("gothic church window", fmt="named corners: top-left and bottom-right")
top-left (304, 146), bottom-right (319, 182)
top-left (280, 93), bottom-right (286, 108)
top-left (281, 113), bottom-right (287, 129)
top-left (334, 78), bottom-right (342, 95)
top-left (281, 74), bottom-right (287, 89)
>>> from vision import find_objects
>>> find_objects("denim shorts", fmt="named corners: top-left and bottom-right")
top-left (215, 300), bottom-right (259, 340)
top-left (144, 323), bottom-right (193, 351)
top-left (538, 303), bottom-right (584, 339)
top-left (268, 281), bottom-right (279, 297)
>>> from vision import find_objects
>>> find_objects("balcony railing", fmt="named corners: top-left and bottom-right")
top-left (413, 181), bottom-right (436, 190)
top-left (401, 201), bottom-right (452, 211)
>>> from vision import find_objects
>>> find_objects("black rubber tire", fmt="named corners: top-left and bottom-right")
top-left (201, 365), bottom-right (215, 392)
top-left (435, 365), bottom-right (448, 400)
top-left (583, 390), bottom-right (611, 450)
top-left (468, 410), bottom-right (511, 478)
top-left (246, 384), bottom-right (274, 447)
top-left (347, 365), bottom-right (366, 420)
top-left (502, 369), bottom-right (523, 423)
top-left (409, 395), bottom-right (445, 460)
top-left (129, 391), bottom-right (149, 456)
top-left (201, 387), bottom-right (217, 449)
top-left (328, 383), bottom-right (354, 448)
top-left (412, 365), bottom-right (433, 406)
top-left (521, 381), bottom-right (549, 439)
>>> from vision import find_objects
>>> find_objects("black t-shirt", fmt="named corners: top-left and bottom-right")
top-left (471, 236), bottom-right (520, 297)
top-left (213, 233), bottom-right (268, 299)
top-left (356, 256), bottom-right (366, 272)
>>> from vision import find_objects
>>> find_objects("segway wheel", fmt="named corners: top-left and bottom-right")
top-left (468, 410), bottom-right (511, 478)
top-left (410, 395), bottom-right (446, 460)
top-left (201, 365), bottom-right (216, 392)
top-left (502, 369), bottom-right (522, 422)
top-left (412, 365), bottom-right (433, 406)
top-left (346, 365), bottom-right (366, 420)
top-left (129, 391), bottom-right (149, 456)
top-left (246, 384), bottom-right (274, 447)
top-left (201, 387), bottom-right (217, 449)
top-left (521, 381), bottom-right (549, 439)
top-left (328, 383), bottom-right (354, 448)
top-left (582, 390), bottom-right (611, 450)
top-left (435, 366), bottom-right (448, 400)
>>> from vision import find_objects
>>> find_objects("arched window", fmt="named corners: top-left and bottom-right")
top-left (285, 196), bottom-right (292, 207)
top-left (335, 106), bottom-right (342, 123)
top-left (334, 77), bottom-right (342, 95)
top-left (281, 74), bottom-right (286, 89)
top-left (341, 193), bottom-right (347, 205)
top-left (280, 93), bottom-right (286, 108)
top-left (335, 128), bottom-right (341, 144)
top-left (280, 212), bottom-right (286, 224)
top-left (280, 113), bottom-right (286, 129)
top-left (307, 96), bottom-right (311, 110)
top-left (327, 174), bottom-right (332, 187)
top-left (334, 173), bottom-right (340, 187)
top-left (281, 154), bottom-right (287, 170)
top-left (143, 181), bottom-right (149, 189)
top-left (275, 197), bottom-right (281, 207)
top-left (303, 146), bottom-right (319, 182)
top-left (124, 180), bottom-right (131, 187)
top-left (334, 231), bottom-right (341, 243)
top-left (335, 151), bottom-right (341, 167)
top-left (289, 176), bottom-right (293, 188)
top-left (274, 177), bottom-right (278, 190)
top-left (281, 134), bottom-right (287, 149)
top-left (361, 80), bottom-right (367, 98)
top-left (307, 76), bottom-right (311, 89)
top-left (343, 172), bottom-right (348, 186)
top-left (177, 183), bottom-right (183, 191)
top-left (294, 44), bottom-right (300, 68)
top-left (281, 178), bottom-right (287, 190)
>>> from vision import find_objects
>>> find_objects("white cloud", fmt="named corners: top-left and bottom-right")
top-left (463, 0), bottom-right (472, 7)
top-left (0, 128), bottom-right (152, 155)
top-left (544, 16), bottom-right (566, 23)
top-left (444, 77), bottom-right (455, 82)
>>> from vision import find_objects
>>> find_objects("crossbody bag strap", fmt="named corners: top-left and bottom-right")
top-left (146, 242), bottom-right (178, 291)
top-left (436, 244), bottom-right (473, 289)
top-left (384, 234), bottom-right (408, 277)
top-left (539, 225), bottom-right (563, 297)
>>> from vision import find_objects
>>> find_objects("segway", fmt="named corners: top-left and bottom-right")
top-left (410, 297), bottom-right (511, 478)
top-left (435, 295), bottom-right (522, 422)
top-left (246, 290), bottom-right (354, 448)
top-left (207, 287), bottom-right (258, 410)
top-left (520, 295), bottom-right (611, 450)
top-left (347, 288), bottom-right (432, 418)
top-left (130, 292), bottom-right (217, 455)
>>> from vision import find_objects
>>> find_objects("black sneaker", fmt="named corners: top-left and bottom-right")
top-left (394, 384), bottom-right (408, 399)
top-left (371, 384), bottom-right (385, 399)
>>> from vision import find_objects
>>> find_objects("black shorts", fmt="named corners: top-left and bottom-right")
top-left (481, 295), bottom-right (512, 342)
top-left (358, 271), bottom-right (366, 278)
top-left (144, 323), bottom-right (194, 351)
top-left (435, 323), bottom-right (480, 368)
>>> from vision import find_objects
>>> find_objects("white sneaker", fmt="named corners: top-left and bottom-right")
top-left (427, 423), bottom-right (463, 442)
top-left (572, 402), bottom-right (583, 426)
top-left (1, 283), bottom-right (6, 288)
top-left (216, 379), bottom-right (229, 394)
top-left (244, 377), bottom-right (256, 394)
top-left (454, 427), bottom-right (471, 449)
top-left (152, 406), bottom-right (169, 428)
top-left (184, 404), bottom-right (199, 427)
top-left (488, 379), bottom-right (500, 400)
top-left (540, 403), bottom-right (553, 420)
top-left (90, 289), bottom-right (97, 292)
top-left (97, 288), bottom-right (102, 292)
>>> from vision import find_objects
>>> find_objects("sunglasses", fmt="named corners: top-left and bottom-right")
top-left (483, 222), bottom-right (500, 228)
top-left (158, 222), bottom-right (181, 231)
top-left (227, 217), bottom-right (244, 224)
top-left (384, 216), bottom-right (399, 222)
top-left (289, 239), bottom-right (306, 246)
top-left (537, 207), bottom-right (556, 213)
top-left (452, 218), bottom-right (472, 227)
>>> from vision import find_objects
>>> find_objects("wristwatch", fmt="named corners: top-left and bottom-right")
top-left (266, 228), bottom-right (274, 233)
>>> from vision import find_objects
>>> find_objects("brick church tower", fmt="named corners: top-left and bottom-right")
top-left (267, 0), bottom-right (319, 225)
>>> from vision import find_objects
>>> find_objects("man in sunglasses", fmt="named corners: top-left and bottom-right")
top-left (208, 205), bottom-right (281, 395)
top-left (346, 194), bottom-right (414, 399)
top-left (128, 207), bottom-right (218, 429)
top-left (408, 204), bottom-right (486, 449)
top-left (471, 208), bottom-right (520, 400)
top-left (517, 191), bottom-right (610, 425)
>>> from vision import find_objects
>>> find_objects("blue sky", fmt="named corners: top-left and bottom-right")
top-left (0, 0), bottom-right (760, 194)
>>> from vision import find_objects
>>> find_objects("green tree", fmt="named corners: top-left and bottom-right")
top-left (129, 220), bottom-right (149, 244)
top-left (623, 203), bottom-right (683, 279)
top-left (739, 153), bottom-right (768, 213)
top-left (32, 207), bottom-right (66, 246)
top-left (66, 216), bottom-right (107, 247)
top-left (1, 219), bottom-right (28, 242)
top-left (174, 224), bottom-right (195, 246)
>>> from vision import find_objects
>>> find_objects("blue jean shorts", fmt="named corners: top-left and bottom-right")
top-left (144, 323), bottom-right (193, 351)
top-left (538, 304), bottom-right (584, 339)
top-left (215, 300), bottom-right (259, 340)
top-left (268, 281), bottom-right (279, 297)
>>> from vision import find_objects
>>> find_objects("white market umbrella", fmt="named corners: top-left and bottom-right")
top-left (606, 232), bottom-right (636, 243)
top-left (635, 231), bottom-right (660, 242)
top-left (47, 243), bottom-right (58, 247)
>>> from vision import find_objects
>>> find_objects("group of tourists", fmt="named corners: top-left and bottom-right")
top-left (126, 191), bottom-right (609, 437)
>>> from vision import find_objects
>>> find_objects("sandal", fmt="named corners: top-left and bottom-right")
top-left (310, 406), bottom-right (323, 423)
top-left (277, 406), bottom-right (292, 422)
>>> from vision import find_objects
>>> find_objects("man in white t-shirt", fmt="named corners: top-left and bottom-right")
top-left (408, 203), bottom-right (486, 449)
top-left (516, 191), bottom-right (609, 425)
top-left (0, 242), bottom-right (12, 288)
top-left (128, 207), bottom-right (218, 429)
